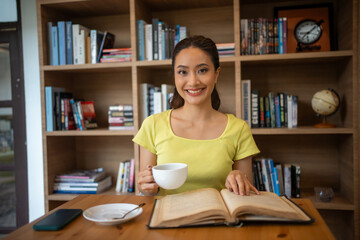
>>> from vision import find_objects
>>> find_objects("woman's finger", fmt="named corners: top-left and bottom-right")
top-left (227, 176), bottom-right (239, 195)
top-left (235, 175), bottom-right (245, 195)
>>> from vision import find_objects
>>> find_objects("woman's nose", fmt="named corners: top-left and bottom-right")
top-left (188, 71), bottom-right (200, 85)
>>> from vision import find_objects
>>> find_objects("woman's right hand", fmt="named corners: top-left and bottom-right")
top-left (137, 165), bottom-right (159, 196)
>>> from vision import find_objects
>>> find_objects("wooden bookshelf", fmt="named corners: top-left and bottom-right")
top-left (36, 0), bottom-right (359, 239)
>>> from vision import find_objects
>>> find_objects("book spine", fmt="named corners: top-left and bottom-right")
top-left (292, 96), bottom-right (298, 128)
top-left (47, 22), bottom-right (54, 65)
top-left (252, 162), bottom-right (260, 190)
top-left (153, 91), bottom-right (162, 114)
top-left (259, 96), bottom-right (265, 127)
top-left (268, 92), bottom-right (275, 128)
top-left (64, 98), bottom-right (68, 130)
top-left (76, 101), bottom-right (86, 130)
top-left (274, 95), bottom-right (281, 128)
top-left (90, 30), bottom-right (98, 64)
top-left (276, 164), bottom-right (285, 196)
top-left (283, 164), bottom-right (292, 198)
top-left (115, 162), bottom-right (124, 192)
top-left (291, 165), bottom-right (301, 198)
top-left (145, 24), bottom-right (153, 61)
top-left (287, 95), bottom-right (293, 128)
top-left (51, 26), bottom-right (59, 66)
top-left (78, 29), bottom-right (85, 64)
top-left (273, 18), bottom-right (279, 54)
top-left (158, 21), bottom-right (163, 60)
top-left (283, 17), bottom-right (287, 54)
top-left (70, 99), bottom-right (80, 130)
top-left (137, 20), bottom-right (145, 61)
top-left (251, 90), bottom-right (259, 128)
top-left (278, 17), bottom-right (283, 54)
top-left (269, 159), bottom-right (280, 196)
top-left (279, 93), bottom-right (285, 127)
top-left (266, 159), bottom-right (274, 193)
top-left (65, 21), bottom-right (73, 64)
top-left (152, 18), bottom-right (159, 60)
top-left (72, 24), bottom-right (79, 64)
top-left (241, 80), bottom-right (251, 127)
top-left (265, 96), bottom-right (270, 128)
top-left (45, 87), bottom-right (53, 131)
top-left (256, 160), bottom-right (265, 191)
top-left (57, 21), bottom-right (66, 65)
top-left (128, 158), bottom-right (135, 192)
top-left (261, 159), bottom-right (270, 192)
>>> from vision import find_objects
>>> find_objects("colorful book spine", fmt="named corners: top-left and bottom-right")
top-left (242, 80), bottom-right (251, 127)
top-left (128, 158), bottom-right (135, 192)
top-left (278, 17), bottom-right (283, 54)
top-left (251, 90), bottom-right (259, 128)
top-left (274, 95), bottom-right (281, 128)
top-left (45, 87), bottom-right (53, 131)
top-left (115, 161), bottom-right (124, 192)
top-left (65, 21), bottom-right (73, 64)
top-left (283, 17), bottom-right (287, 54)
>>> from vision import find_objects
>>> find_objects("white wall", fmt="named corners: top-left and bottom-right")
top-left (20, 0), bottom-right (45, 221)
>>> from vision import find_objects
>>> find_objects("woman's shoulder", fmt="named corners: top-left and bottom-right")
top-left (226, 113), bottom-right (247, 127)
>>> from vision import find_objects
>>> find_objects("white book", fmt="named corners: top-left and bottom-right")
top-left (153, 91), bottom-right (163, 114)
top-left (283, 164), bottom-right (292, 199)
top-left (292, 96), bottom-right (298, 128)
top-left (241, 79), bottom-right (251, 127)
top-left (179, 26), bottom-right (187, 41)
top-left (115, 162), bottom-right (124, 192)
top-left (287, 95), bottom-right (293, 128)
top-left (145, 24), bottom-right (153, 61)
top-left (72, 24), bottom-right (89, 64)
top-left (161, 84), bottom-right (174, 111)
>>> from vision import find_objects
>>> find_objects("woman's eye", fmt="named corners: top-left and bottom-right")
top-left (199, 68), bottom-right (208, 74)
top-left (178, 70), bottom-right (187, 75)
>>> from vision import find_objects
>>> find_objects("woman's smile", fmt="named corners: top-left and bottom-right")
top-left (185, 88), bottom-right (206, 96)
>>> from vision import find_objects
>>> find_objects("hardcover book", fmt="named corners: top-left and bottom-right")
top-left (148, 188), bottom-right (313, 228)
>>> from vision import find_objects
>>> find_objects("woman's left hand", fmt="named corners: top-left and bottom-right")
top-left (225, 170), bottom-right (260, 195)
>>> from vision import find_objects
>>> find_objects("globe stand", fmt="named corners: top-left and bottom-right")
top-left (314, 117), bottom-right (336, 128)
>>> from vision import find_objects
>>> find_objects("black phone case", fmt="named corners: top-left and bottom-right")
top-left (33, 209), bottom-right (82, 231)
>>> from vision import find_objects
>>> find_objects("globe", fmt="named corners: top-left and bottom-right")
top-left (311, 89), bottom-right (340, 128)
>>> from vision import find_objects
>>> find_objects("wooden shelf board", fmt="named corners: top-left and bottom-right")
top-left (301, 191), bottom-right (354, 211)
top-left (42, 62), bottom-right (132, 73)
top-left (240, 50), bottom-right (353, 64)
top-left (251, 127), bottom-right (354, 135)
top-left (47, 187), bottom-right (135, 202)
top-left (45, 128), bottom-right (135, 136)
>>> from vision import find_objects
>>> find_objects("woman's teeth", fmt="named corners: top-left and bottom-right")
top-left (187, 89), bottom-right (202, 94)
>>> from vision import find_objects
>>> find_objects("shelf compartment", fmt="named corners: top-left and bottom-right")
top-left (46, 129), bottom-right (136, 136)
top-left (252, 127), bottom-right (354, 135)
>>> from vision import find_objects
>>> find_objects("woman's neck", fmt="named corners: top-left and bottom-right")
top-left (176, 102), bottom-right (217, 122)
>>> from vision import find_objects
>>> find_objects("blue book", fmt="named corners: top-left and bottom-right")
top-left (275, 95), bottom-right (281, 128)
top-left (70, 99), bottom-right (83, 130)
top-left (175, 25), bottom-right (180, 45)
top-left (45, 87), bottom-right (53, 131)
top-left (137, 20), bottom-right (145, 61)
top-left (57, 21), bottom-right (66, 65)
top-left (65, 21), bottom-right (73, 64)
top-left (278, 18), bottom-right (283, 54)
top-left (269, 159), bottom-right (280, 196)
top-left (53, 190), bottom-right (97, 194)
top-left (51, 26), bottom-right (59, 65)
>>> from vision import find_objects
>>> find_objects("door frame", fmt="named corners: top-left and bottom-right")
top-left (0, 0), bottom-right (28, 233)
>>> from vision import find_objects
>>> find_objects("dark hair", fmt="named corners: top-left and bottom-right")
top-left (169, 35), bottom-right (221, 110)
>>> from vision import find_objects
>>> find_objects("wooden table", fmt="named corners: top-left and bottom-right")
top-left (4, 195), bottom-right (335, 240)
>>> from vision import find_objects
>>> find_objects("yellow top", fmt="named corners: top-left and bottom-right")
top-left (133, 110), bottom-right (260, 195)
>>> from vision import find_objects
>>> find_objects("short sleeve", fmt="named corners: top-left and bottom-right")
top-left (132, 116), bottom-right (157, 154)
top-left (234, 121), bottom-right (260, 160)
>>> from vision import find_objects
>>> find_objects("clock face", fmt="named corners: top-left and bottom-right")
top-left (294, 20), bottom-right (323, 45)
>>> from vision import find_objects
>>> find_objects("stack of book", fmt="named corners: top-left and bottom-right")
top-left (216, 43), bottom-right (235, 57)
top-left (241, 80), bottom-right (298, 128)
top-left (53, 168), bottom-right (112, 194)
top-left (45, 87), bottom-right (98, 131)
top-left (115, 158), bottom-right (135, 193)
top-left (139, 83), bottom-right (174, 122)
top-left (47, 21), bottom-right (115, 66)
top-left (108, 104), bottom-right (134, 130)
top-left (100, 48), bottom-right (132, 63)
top-left (240, 17), bottom-right (287, 55)
top-left (137, 19), bottom-right (188, 61)
top-left (252, 158), bottom-right (301, 198)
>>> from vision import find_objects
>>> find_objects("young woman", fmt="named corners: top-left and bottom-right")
top-left (133, 36), bottom-right (260, 196)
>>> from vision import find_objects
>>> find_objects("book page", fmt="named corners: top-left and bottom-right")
top-left (149, 188), bottom-right (230, 227)
top-left (220, 189), bottom-right (310, 221)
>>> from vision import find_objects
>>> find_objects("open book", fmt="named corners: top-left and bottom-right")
top-left (148, 188), bottom-right (313, 228)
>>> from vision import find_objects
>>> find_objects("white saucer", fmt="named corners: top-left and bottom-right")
top-left (83, 203), bottom-right (143, 225)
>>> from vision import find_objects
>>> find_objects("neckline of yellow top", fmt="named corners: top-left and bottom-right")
top-left (167, 109), bottom-right (230, 141)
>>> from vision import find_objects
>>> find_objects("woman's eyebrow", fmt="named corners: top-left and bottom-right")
top-left (176, 65), bottom-right (189, 69)
top-left (196, 63), bottom-right (209, 67)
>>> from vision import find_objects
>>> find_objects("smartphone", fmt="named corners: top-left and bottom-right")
top-left (33, 209), bottom-right (83, 231)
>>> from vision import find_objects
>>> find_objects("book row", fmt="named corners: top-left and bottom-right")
top-left (45, 87), bottom-right (98, 131)
top-left (53, 168), bottom-right (111, 194)
top-left (216, 43), bottom-right (235, 57)
top-left (139, 83), bottom-right (174, 122)
top-left (47, 21), bottom-right (117, 66)
top-left (137, 19), bottom-right (188, 61)
top-left (108, 104), bottom-right (135, 131)
top-left (252, 158), bottom-right (301, 199)
top-left (115, 159), bottom-right (136, 193)
top-left (240, 17), bottom-right (287, 55)
top-left (241, 80), bottom-right (298, 128)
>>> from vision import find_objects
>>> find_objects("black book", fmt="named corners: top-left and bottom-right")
top-left (55, 92), bottom-right (72, 130)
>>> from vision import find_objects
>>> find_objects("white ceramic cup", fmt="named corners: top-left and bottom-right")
top-left (152, 163), bottom-right (188, 190)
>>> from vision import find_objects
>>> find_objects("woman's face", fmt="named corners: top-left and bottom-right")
top-left (174, 47), bottom-right (220, 108)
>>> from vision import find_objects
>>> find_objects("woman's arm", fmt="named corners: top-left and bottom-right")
top-left (137, 146), bottom-right (159, 196)
top-left (225, 156), bottom-right (259, 195)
